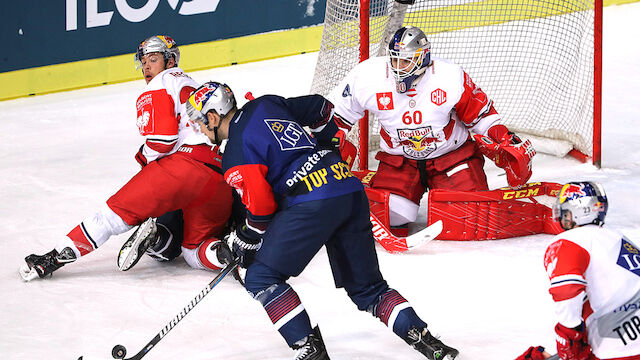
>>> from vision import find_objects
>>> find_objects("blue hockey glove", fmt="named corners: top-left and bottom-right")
top-left (228, 225), bottom-right (262, 269)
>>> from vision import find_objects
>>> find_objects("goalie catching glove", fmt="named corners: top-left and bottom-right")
top-left (474, 124), bottom-right (536, 188)
top-left (227, 224), bottom-right (262, 269)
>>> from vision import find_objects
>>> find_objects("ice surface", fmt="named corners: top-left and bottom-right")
top-left (2, 3), bottom-right (639, 359)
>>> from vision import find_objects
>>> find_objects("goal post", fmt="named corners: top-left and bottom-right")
top-left (310, 0), bottom-right (603, 170)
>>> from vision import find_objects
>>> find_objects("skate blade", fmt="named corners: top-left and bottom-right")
top-left (117, 218), bottom-right (156, 271)
top-left (19, 264), bottom-right (39, 282)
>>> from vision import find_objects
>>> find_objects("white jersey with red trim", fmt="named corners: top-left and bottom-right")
top-left (135, 67), bottom-right (210, 163)
top-left (328, 56), bottom-right (501, 160)
top-left (544, 225), bottom-right (640, 359)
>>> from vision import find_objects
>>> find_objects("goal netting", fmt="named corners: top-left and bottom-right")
top-left (310, 0), bottom-right (601, 170)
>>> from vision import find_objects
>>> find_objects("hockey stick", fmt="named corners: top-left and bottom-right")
top-left (370, 212), bottom-right (443, 253)
top-left (99, 259), bottom-right (240, 360)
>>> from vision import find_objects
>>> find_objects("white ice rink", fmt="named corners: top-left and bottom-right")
top-left (2, 3), bottom-right (640, 359)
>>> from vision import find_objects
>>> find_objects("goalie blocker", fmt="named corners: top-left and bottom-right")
top-left (356, 169), bottom-right (563, 242)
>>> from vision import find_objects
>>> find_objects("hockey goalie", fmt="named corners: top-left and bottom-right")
top-left (324, 26), bottom-right (559, 248)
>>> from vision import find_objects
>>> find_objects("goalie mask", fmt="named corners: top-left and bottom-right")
top-left (135, 35), bottom-right (180, 70)
top-left (553, 181), bottom-right (608, 229)
top-left (186, 81), bottom-right (237, 144)
top-left (388, 26), bottom-right (431, 94)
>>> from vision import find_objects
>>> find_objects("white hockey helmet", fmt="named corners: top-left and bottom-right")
top-left (186, 81), bottom-right (237, 126)
top-left (134, 35), bottom-right (180, 69)
top-left (553, 181), bottom-right (608, 229)
top-left (388, 26), bottom-right (431, 93)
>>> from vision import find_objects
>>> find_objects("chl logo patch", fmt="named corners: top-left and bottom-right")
top-left (376, 92), bottom-right (394, 110)
top-left (265, 119), bottom-right (314, 151)
top-left (431, 88), bottom-right (447, 106)
top-left (617, 238), bottom-right (640, 277)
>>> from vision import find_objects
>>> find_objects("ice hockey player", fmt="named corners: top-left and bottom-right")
top-left (185, 80), bottom-right (459, 360)
top-left (328, 26), bottom-right (535, 237)
top-left (521, 182), bottom-right (640, 360)
top-left (19, 35), bottom-right (236, 281)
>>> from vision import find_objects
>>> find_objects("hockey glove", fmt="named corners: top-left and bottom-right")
top-left (331, 130), bottom-right (358, 169)
top-left (474, 125), bottom-right (535, 188)
top-left (555, 322), bottom-right (593, 360)
top-left (515, 346), bottom-right (549, 360)
top-left (228, 225), bottom-right (262, 269)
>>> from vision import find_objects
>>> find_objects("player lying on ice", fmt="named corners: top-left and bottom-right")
top-left (328, 26), bottom-right (549, 246)
top-left (185, 80), bottom-right (459, 360)
top-left (516, 182), bottom-right (640, 360)
top-left (19, 35), bottom-right (239, 282)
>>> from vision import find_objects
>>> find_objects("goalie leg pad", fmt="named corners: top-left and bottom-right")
top-left (365, 187), bottom-right (391, 231)
top-left (366, 188), bottom-right (416, 236)
top-left (427, 182), bottom-right (563, 240)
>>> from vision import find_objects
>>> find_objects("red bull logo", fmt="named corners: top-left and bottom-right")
top-left (558, 183), bottom-right (586, 203)
top-left (191, 84), bottom-right (216, 110)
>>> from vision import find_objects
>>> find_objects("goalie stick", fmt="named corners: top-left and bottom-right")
top-left (85, 259), bottom-right (240, 360)
top-left (370, 212), bottom-right (443, 253)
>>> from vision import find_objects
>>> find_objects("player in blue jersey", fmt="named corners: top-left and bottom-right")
top-left (185, 82), bottom-right (459, 360)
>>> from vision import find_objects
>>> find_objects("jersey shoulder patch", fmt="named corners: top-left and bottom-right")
top-left (617, 237), bottom-right (640, 277)
top-left (264, 119), bottom-right (314, 151)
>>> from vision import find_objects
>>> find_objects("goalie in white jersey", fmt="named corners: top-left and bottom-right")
top-left (537, 182), bottom-right (640, 360)
top-left (328, 26), bottom-right (536, 236)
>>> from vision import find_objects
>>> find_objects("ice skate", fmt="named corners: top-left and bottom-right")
top-left (19, 247), bottom-right (77, 281)
top-left (117, 218), bottom-right (158, 271)
top-left (291, 326), bottom-right (330, 360)
top-left (407, 327), bottom-right (458, 360)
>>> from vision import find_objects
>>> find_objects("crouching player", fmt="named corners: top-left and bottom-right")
top-left (519, 182), bottom-right (640, 360)
top-left (185, 81), bottom-right (459, 360)
top-left (19, 35), bottom-right (236, 281)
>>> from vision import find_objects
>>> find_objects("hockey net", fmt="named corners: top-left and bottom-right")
top-left (310, 0), bottom-right (602, 170)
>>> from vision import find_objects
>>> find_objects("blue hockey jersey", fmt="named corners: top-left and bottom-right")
top-left (222, 95), bottom-right (363, 231)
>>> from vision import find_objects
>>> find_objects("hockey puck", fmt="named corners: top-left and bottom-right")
top-left (112, 344), bottom-right (127, 359)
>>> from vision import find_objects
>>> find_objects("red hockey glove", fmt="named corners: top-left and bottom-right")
top-left (135, 145), bottom-right (148, 167)
top-left (474, 125), bottom-right (535, 188)
top-left (331, 130), bottom-right (357, 169)
top-left (555, 323), bottom-right (593, 360)
top-left (515, 346), bottom-right (549, 360)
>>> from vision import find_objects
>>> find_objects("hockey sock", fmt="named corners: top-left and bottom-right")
top-left (65, 205), bottom-right (133, 256)
top-left (245, 263), bottom-right (312, 346)
top-left (369, 289), bottom-right (427, 341)
top-left (195, 238), bottom-right (225, 270)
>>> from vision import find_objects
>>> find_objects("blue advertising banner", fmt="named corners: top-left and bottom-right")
top-left (3, 0), bottom-right (326, 73)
